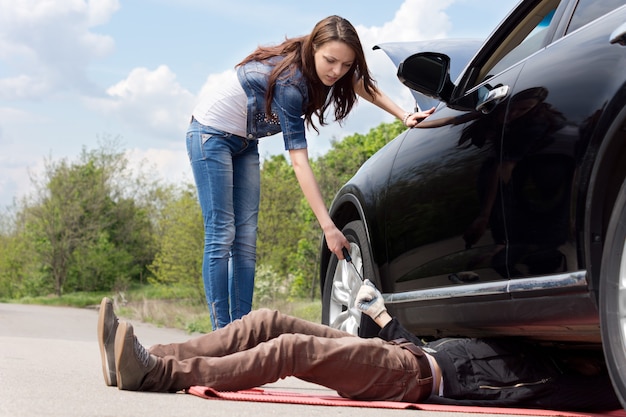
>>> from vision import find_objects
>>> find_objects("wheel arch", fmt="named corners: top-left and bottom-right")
top-left (584, 101), bottom-right (626, 301)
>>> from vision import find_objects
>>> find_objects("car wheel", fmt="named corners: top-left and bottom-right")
top-left (600, 179), bottom-right (626, 408)
top-left (322, 220), bottom-right (379, 337)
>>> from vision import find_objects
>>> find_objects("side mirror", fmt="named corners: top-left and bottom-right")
top-left (397, 52), bottom-right (454, 102)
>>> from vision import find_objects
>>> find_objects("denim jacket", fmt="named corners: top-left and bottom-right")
top-left (237, 58), bottom-right (309, 150)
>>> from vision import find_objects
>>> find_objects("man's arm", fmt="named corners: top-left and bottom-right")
top-left (373, 311), bottom-right (393, 328)
top-left (356, 280), bottom-right (424, 345)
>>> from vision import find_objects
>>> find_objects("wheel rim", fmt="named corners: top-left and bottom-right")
top-left (327, 243), bottom-right (364, 335)
top-left (619, 237), bottom-right (626, 349)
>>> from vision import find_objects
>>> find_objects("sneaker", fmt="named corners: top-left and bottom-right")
top-left (115, 321), bottom-right (157, 391)
top-left (97, 297), bottom-right (118, 386)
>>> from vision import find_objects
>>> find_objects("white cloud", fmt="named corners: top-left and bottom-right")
top-left (0, 0), bottom-right (119, 99)
top-left (87, 65), bottom-right (196, 143)
top-left (357, 0), bottom-right (453, 47)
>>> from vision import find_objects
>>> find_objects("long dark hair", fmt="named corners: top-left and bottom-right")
top-left (238, 15), bottom-right (378, 132)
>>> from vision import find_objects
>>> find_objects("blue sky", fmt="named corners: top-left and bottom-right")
top-left (0, 0), bottom-right (518, 210)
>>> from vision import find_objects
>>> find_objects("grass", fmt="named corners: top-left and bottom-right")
top-left (5, 286), bottom-right (322, 334)
top-left (13, 292), bottom-right (111, 308)
top-left (117, 296), bottom-right (321, 334)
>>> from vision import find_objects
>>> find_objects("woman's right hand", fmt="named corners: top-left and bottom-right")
top-left (324, 224), bottom-right (350, 259)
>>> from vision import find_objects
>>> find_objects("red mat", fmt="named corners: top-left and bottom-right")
top-left (187, 386), bottom-right (625, 416)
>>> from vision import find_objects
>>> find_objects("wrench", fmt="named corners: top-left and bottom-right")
top-left (342, 247), bottom-right (364, 281)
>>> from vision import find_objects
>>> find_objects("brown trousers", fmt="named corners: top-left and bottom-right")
top-left (142, 308), bottom-right (432, 402)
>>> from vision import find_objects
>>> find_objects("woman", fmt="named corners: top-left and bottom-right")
top-left (187, 15), bottom-right (434, 329)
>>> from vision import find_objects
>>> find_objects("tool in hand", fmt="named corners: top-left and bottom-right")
top-left (342, 247), bottom-right (364, 281)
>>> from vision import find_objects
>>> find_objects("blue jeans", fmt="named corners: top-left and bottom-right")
top-left (186, 118), bottom-right (260, 329)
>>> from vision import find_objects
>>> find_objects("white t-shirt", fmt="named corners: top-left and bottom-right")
top-left (192, 71), bottom-right (247, 138)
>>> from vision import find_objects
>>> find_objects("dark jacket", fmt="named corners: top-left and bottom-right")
top-left (378, 318), bottom-right (620, 411)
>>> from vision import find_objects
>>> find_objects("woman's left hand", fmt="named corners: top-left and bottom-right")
top-left (404, 107), bottom-right (436, 127)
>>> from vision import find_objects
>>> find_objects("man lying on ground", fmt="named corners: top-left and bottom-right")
top-left (98, 280), bottom-right (621, 411)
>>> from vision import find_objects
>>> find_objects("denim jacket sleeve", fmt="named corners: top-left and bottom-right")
top-left (237, 60), bottom-right (309, 150)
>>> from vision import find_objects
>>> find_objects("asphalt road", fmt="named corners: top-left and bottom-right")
top-left (0, 302), bottom-right (512, 417)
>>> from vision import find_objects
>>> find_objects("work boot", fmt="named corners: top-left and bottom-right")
top-left (115, 321), bottom-right (157, 391)
top-left (97, 297), bottom-right (118, 386)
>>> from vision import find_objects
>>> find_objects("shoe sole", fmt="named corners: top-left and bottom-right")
top-left (115, 321), bottom-right (132, 390)
top-left (97, 297), bottom-right (116, 386)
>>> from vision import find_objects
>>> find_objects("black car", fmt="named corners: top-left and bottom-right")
top-left (320, 0), bottom-right (626, 407)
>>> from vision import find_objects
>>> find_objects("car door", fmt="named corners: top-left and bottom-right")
top-left (382, 0), bottom-right (565, 294)
top-left (498, 0), bottom-right (626, 281)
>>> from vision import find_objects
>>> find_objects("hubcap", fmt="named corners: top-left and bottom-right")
top-left (327, 244), bottom-right (363, 335)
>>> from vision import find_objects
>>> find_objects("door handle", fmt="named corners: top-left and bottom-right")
top-left (476, 85), bottom-right (510, 114)
top-left (610, 23), bottom-right (626, 45)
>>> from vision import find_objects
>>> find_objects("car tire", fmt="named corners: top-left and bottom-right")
top-left (600, 179), bottom-right (626, 409)
top-left (321, 220), bottom-right (379, 337)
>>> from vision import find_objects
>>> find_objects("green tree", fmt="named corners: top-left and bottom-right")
top-left (148, 185), bottom-right (205, 302)
top-left (25, 158), bottom-right (107, 295)
top-left (257, 154), bottom-right (303, 277)
top-left (0, 206), bottom-right (41, 298)
top-left (22, 140), bottom-right (157, 296)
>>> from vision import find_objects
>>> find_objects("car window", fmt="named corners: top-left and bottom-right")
top-left (474, 0), bottom-right (562, 86)
top-left (566, 0), bottom-right (626, 35)
top-left (488, 10), bottom-right (555, 77)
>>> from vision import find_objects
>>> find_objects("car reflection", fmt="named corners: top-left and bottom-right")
top-left (418, 86), bottom-right (571, 281)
